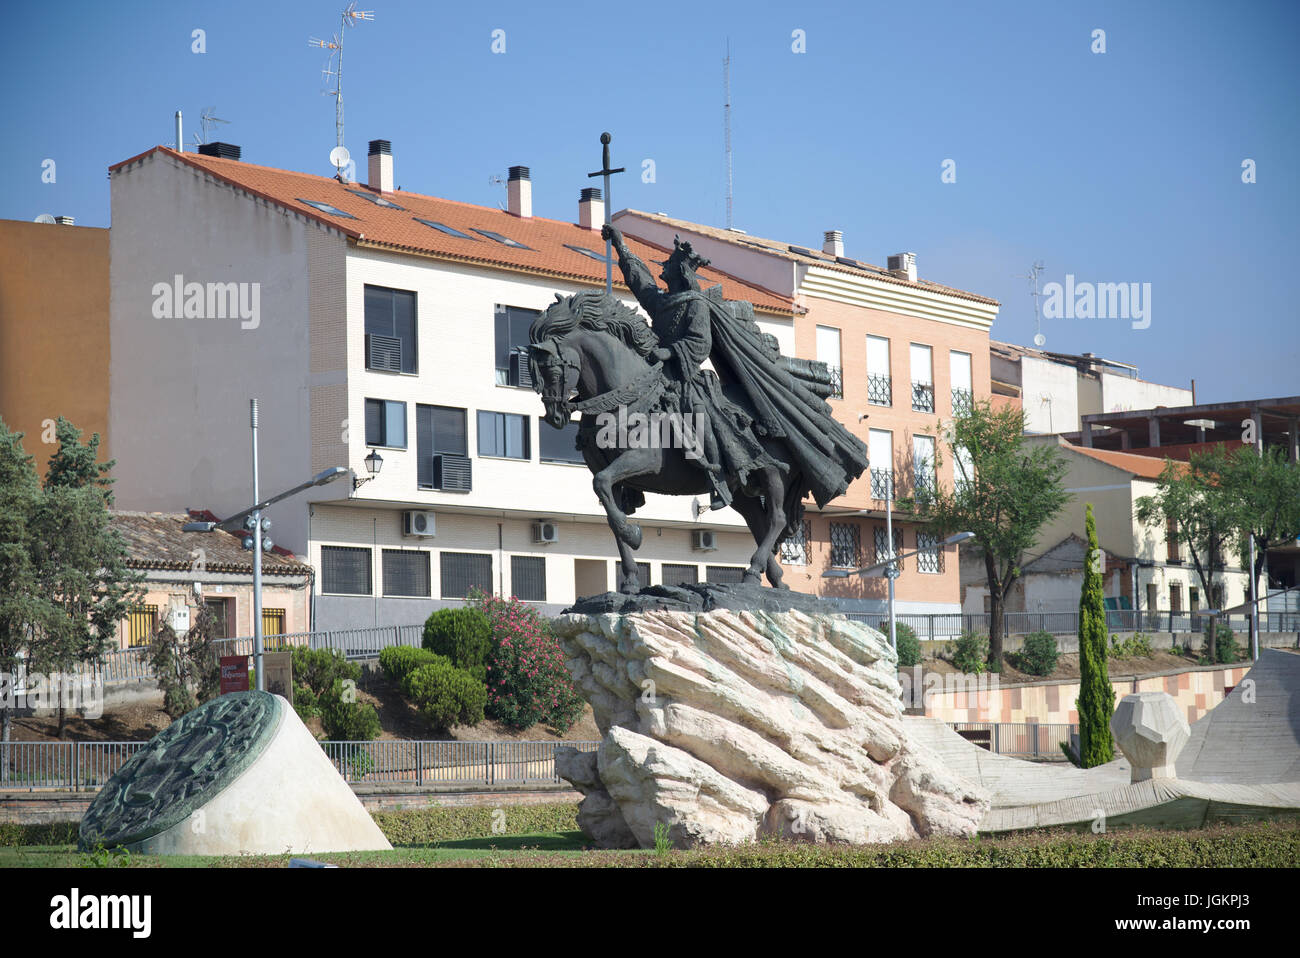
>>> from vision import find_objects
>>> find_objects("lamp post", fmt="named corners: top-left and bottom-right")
top-left (824, 530), bottom-right (975, 650)
top-left (352, 448), bottom-right (383, 490)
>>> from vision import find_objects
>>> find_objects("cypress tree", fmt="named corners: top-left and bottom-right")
top-left (1077, 502), bottom-right (1115, 767)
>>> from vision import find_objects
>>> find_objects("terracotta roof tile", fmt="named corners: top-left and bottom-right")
top-left (1066, 444), bottom-right (1188, 480)
top-left (110, 147), bottom-right (796, 316)
top-left (111, 511), bottom-right (311, 576)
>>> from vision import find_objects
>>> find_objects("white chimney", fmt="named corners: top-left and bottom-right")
top-left (887, 252), bottom-right (917, 283)
top-left (175, 110), bottom-right (183, 153)
top-left (823, 230), bottom-right (843, 257)
top-left (507, 166), bottom-right (532, 218)
top-left (578, 188), bottom-right (603, 230)
top-left (368, 139), bottom-right (393, 193)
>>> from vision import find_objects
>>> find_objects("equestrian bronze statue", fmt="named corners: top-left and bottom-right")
top-left (529, 224), bottom-right (869, 592)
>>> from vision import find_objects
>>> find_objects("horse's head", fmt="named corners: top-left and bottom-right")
top-left (530, 336), bottom-right (580, 429)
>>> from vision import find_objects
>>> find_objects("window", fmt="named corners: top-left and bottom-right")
top-left (913, 435), bottom-right (936, 497)
top-left (511, 556), bottom-right (547, 601)
top-left (869, 429), bottom-right (893, 500)
top-left (322, 546), bottom-right (372, 595)
top-left (816, 326), bottom-right (842, 399)
top-left (415, 218), bottom-right (475, 239)
top-left (417, 405), bottom-right (469, 489)
top-left (365, 398), bottom-right (407, 449)
top-left (916, 532), bottom-right (944, 574)
top-left (866, 335), bottom-right (891, 406)
top-left (829, 522), bottom-right (860, 569)
top-left (780, 520), bottom-right (810, 565)
top-left (1166, 518), bottom-right (1181, 562)
top-left (262, 607), bottom-right (286, 636)
top-left (471, 228), bottom-right (533, 250)
top-left (347, 189), bottom-right (405, 210)
top-left (440, 552), bottom-right (493, 599)
top-left (954, 444), bottom-right (975, 494)
top-left (662, 563), bottom-right (699, 587)
top-left (874, 526), bottom-right (905, 572)
top-left (478, 411), bottom-right (530, 459)
top-left (1146, 583), bottom-right (1158, 612)
top-left (364, 285), bottom-right (417, 374)
top-left (1189, 586), bottom-right (1200, 612)
top-left (128, 605), bottom-right (158, 648)
top-left (495, 305), bottom-right (541, 386)
top-left (950, 351), bottom-right (973, 416)
top-left (706, 566), bottom-right (746, 585)
top-left (203, 598), bottom-right (231, 639)
top-left (297, 198), bottom-right (357, 219)
top-left (1169, 583), bottom-right (1183, 614)
top-left (383, 550), bottom-right (431, 597)
top-left (910, 343), bottom-right (934, 412)
top-left (539, 417), bottom-right (585, 464)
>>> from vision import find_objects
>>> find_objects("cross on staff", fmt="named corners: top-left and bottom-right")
top-left (588, 131), bottom-right (625, 295)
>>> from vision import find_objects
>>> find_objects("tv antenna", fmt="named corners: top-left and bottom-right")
top-left (190, 108), bottom-right (229, 147)
top-left (1024, 260), bottom-right (1046, 347)
top-left (308, 2), bottom-right (374, 174)
top-left (723, 39), bottom-right (734, 230)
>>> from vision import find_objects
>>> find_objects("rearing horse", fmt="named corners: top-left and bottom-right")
top-left (530, 291), bottom-right (799, 593)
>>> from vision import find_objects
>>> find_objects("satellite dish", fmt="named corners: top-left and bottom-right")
top-left (33, 213), bottom-right (56, 224)
top-left (1033, 333), bottom-right (1046, 347)
top-left (329, 146), bottom-right (351, 171)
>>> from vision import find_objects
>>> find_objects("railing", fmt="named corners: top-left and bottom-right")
top-left (869, 468), bottom-right (893, 500)
top-left (911, 381), bottom-right (935, 413)
top-left (950, 722), bottom-right (1077, 760)
top-left (867, 373), bottom-right (892, 406)
top-left (825, 364), bottom-right (843, 400)
top-left (842, 608), bottom-right (1300, 640)
top-left (212, 624), bottom-right (424, 662)
top-left (951, 387), bottom-right (973, 417)
top-left (0, 739), bottom-right (601, 792)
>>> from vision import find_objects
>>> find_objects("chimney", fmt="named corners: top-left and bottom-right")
top-left (175, 110), bottom-right (183, 153)
top-left (54, 216), bottom-right (75, 226)
top-left (578, 187), bottom-right (603, 230)
top-left (197, 142), bottom-right (240, 161)
top-left (368, 140), bottom-right (393, 193)
top-left (507, 166), bottom-right (532, 218)
top-left (822, 230), bottom-right (844, 257)
top-left (887, 252), bottom-right (917, 283)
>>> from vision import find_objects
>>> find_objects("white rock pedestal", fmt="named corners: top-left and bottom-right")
top-left (79, 691), bottom-right (392, 856)
top-left (1111, 691), bottom-right (1190, 783)
top-left (553, 604), bottom-right (989, 848)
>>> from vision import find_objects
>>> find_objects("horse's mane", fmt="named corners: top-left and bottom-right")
top-left (530, 290), bottom-right (659, 357)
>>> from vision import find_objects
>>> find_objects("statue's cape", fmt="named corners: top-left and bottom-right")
top-left (684, 287), bottom-right (870, 508)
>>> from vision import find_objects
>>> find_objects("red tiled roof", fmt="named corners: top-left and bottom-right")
top-left (1067, 444), bottom-right (1188, 480)
top-left (109, 147), bottom-right (796, 315)
top-left (111, 511), bottom-right (310, 575)
top-left (618, 210), bottom-right (1000, 306)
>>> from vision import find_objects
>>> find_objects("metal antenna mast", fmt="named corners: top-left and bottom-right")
top-left (190, 107), bottom-right (229, 148)
top-left (309, 2), bottom-right (374, 169)
top-left (724, 40), bottom-right (734, 230)
top-left (1026, 260), bottom-right (1046, 346)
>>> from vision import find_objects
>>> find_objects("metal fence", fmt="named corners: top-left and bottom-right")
top-left (842, 610), bottom-right (1300, 641)
top-left (0, 739), bottom-right (599, 791)
top-left (950, 722), bottom-right (1078, 761)
top-left (212, 624), bottom-right (424, 662)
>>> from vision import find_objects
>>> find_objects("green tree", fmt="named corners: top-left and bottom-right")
top-left (914, 400), bottom-right (1069, 671)
top-left (43, 417), bottom-right (114, 503)
top-left (149, 603), bottom-right (221, 718)
top-left (1135, 447), bottom-right (1238, 662)
top-left (1077, 503), bottom-right (1115, 768)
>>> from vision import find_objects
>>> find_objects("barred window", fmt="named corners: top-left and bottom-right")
top-left (780, 520), bottom-right (810, 565)
top-left (829, 522), bottom-right (860, 569)
top-left (873, 527), bottom-right (905, 572)
top-left (662, 563), bottom-right (699, 587)
top-left (383, 549), bottom-right (431, 597)
top-left (322, 546), bottom-right (372, 595)
top-left (440, 552), bottom-right (493, 599)
top-left (511, 555), bottom-right (547, 601)
top-left (705, 565), bottom-right (746, 585)
top-left (916, 532), bottom-right (944, 574)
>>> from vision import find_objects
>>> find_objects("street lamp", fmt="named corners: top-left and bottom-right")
top-left (824, 531), bottom-right (975, 650)
top-left (352, 448), bottom-right (383, 490)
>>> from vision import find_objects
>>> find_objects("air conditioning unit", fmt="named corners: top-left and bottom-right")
top-left (692, 529), bottom-right (717, 552)
top-left (532, 520), bottom-right (559, 544)
top-left (402, 510), bottom-right (437, 537)
top-left (431, 454), bottom-right (472, 492)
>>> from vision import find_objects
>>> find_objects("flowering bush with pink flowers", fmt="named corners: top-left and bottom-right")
top-left (469, 589), bottom-right (585, 733)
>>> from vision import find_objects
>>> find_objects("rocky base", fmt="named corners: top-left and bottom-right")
top-left (553, 606), bottom-right (988, 848)
top-left (564, 581), bottom-right (829, 616)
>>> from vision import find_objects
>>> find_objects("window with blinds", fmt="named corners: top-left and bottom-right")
top-left (321, 546), bottom-right (372, 595)
top-left (440, 552), bottom-right (493, 599)
top-left (478, 410), bottom-right (530, 459)
top-left (705, 565), bottom-right (745, 585)
top-left (662, 563), bottom-right (699, 587)
top-left (510, 555), bottom-right (547, 601)
top-left (383, 550), bottom-right (431, 597)
top-left (417, 405), bottom-right (468, 489)
top-left (364, 285), bottom-right (418, 374)
top-left (539, 416), bottom-right (585, 464)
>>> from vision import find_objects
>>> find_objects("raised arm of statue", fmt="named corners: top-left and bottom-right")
top-left (603, 224), bottom-right (663, 315)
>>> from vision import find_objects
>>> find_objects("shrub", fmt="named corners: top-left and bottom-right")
top-left (404, 660), bottom-right (487, 729)
top-left (293, 683), bottom-right (320, 722)
top-left (289, 647), bottom-right (378, 741)
top-left (1108, 632), bottom-right (1154, 659)
top-left (893, 623), bottom-right (921, 668)
top-left (291, 646), bottom-right (360, 697)
top-left (470, 589), bottom-right (585, 733)
top-left (423, 607), bottom-right (493, 683)
top-left (1202, 622), bottom-right (1242, 664)
top-left (1018, 630), bottom-right (1059, 676)
top-left (951, 630), bottom-right (988, 675)
top-left (320, 681), bottom-right (382, 741)
top-left (379, 645), bottom-right (449, 684)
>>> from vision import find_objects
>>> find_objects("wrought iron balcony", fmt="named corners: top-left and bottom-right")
top-left (870, 468), bottom-right (894, 500)
top-left (826, 364), bottom-right (843, 400)
top-left (911, 381), bottom-right (935, 413)
top-left (951, 387), bottom-right (973, 417)
top-left (867, 373), bottom-right (892, 406)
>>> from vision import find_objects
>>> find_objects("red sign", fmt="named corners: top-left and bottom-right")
top-left (220, 656), bottom-right (250, 694)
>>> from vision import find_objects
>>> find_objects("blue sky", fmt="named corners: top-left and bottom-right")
top-left (3, 0), bottom-right (1296, 402)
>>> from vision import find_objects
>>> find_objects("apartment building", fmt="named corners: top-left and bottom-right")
top-left (105, 142), bottom-right (801, 626)
top-left (614, 213), bottom-right (1000, 614)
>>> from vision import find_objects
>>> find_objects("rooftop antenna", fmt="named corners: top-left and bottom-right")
top-left (723, 39), bottom-right (734, 230)
top-left (487, 173), bottom-right (507, 210)
top-left (1025, 260), bottom-right (1046, 347)
top-left (190, 107), bottom-right (229, 148)
top-left (308, 2), bottom-right (374, 176)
